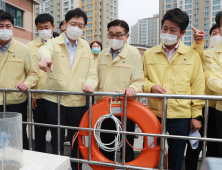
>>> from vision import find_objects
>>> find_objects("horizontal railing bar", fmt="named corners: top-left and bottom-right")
top-left (0, 88), bottom-right (222, 100)
top-left (70, 158), bottom-right (159, 170)
top-left (23, 121), bottom-right (222, 143)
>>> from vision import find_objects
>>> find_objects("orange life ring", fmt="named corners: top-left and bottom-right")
top-left (78, 97), bottom-right (161, 169)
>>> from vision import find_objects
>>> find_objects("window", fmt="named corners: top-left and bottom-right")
top-left (64, 2), bottom-right (69, 7)
top-left (110, 5), bottom-right (113, 10)
top-left (213, 6), bottom-right (220, 11)
top-left (194, 14), bottom-right (198, 19)
top-left (51, 0), bottom-right (53, 4)
top-left (71, 0), bottom-right (74, 5)
top-left (205, 1), bottom-right (209, 6)
top-left (166, 0), bottom-right (172, 4)
top-left (173, 4), bottom-right (177, 7)
top-left (114, 13), bottom-right (116, 18)
top-left (86, 30), bottom-right (92, 35)
top-left (86, 10), bottom-right (92, 16)
top-left (179, 1), bottom-right (183, 5)
top-left (204, 24), bottom-right (209, 29)
top-left (51, 5), bottom-right (53, 10)
top-left (110, 0), bottom-right (113, 4)
top-left (51, 11), bottom-right (53, 15)
top-left (45, 7), bottom-right (49, 13)
top-left (57, 15), bottom-right (60, 20)
top-left (205, 13), bottom-right (209, 17)
top-left (36, 7), bottom-right (39, 12)
top-left (213, 0), bottom-right (220, 5)
top-left (185, 42), bottom-right (191, 46)
top-left (35, 33), bottom-right (39, 38)
top-left (36, 13), bottom-right (39, 17)
top-left (205, 35), bottom-right (209, 40)
top-left (213, 12), bottom-right (218, 16)
top-left (45, 2), bottom-right (49, 7)
top-left (185, 37), bottom-right (191, 41)
top-left (87, 0), bottom-right (92, 3)
top-left (205, 18), bottom-right (209, 23)
top-left (64, 7), bottom-right (69, 13)
top-left (186, 10), bottom-right (192, 14)
top-left (205, 7), bottom-right (209, 11)
top-left (185, 5), bottom-right (192, 9)
top-left (114, 7), bottom-right (116, 12)
top-left (185, 31), bottom-right (191, 36)
top-left (86, 4), bottom-right (92, 10)
top-left (179, 6), bottom-right (183, 10)
top-left (185, 0), bottom-right (192, 4)
top-left (86, 23), bottom-right (92, 29)
top-left (194, 19), bottom-right (198, 24)
top-left (57, 9), bottom-right (60, 14)
top-left (81, 0), bottom-right (85, 5)
top-left (57, 3), bottom-right (60, 8)
top-left (194, 3), bottom-right (198, 8)
top-left (194, 9), bottom-right (198, 13)
top-left (82, 6), bottom-right (85, 11)
top-left (110, 12), bottom-right (113, 17)
top-left (88, 17), bottom-right (92, 22)
top-left (186, 26), bottom-right (191, 30)
top-left (166, 5), bottom-right (172, 9)
top-left (6, 4), bottom-right (23, 27)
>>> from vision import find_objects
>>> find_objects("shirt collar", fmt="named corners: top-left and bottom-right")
top-left (0, 39), bottom-right (12, 50)
top-left (41, 36), bottom-right (54, 44)
top-left (64, 32), bottom-right (78, 47)
top-left (162, 41), bottom-right (179, 51)
top-left (109, 45), bottom-right (124, 55)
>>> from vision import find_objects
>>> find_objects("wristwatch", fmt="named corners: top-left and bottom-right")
top-left (194, 116), bottom-right (202, 121)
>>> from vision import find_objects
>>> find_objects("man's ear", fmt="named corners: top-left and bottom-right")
top-left (52, 24), bottom-right (55, 32)
top-left (124, 33), bottom-right (129, 44)
top-left (64, 20), bottom-right (67, 29)
top-left (178, 30), bottom-right (186, 40)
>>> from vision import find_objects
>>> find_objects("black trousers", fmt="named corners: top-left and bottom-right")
top-left (215, 109), bottom-right (222, 157)
top-left (45, 100), bottom-right (88, 170)
top-left (0, 100), bottom-right (29, 150)
top-left (185, 107), bottom-right (219, 170)
top-left (99, 117), bottom-right (135, 162)
top-left (33, 99), bottom-right (48, 152)
top-left (158, 117), bottom-right (191, 170)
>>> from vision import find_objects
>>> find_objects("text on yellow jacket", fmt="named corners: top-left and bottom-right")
top-left (0, 38), bottom-right (38, 105)
top-left (36, 33), bottom-right (98, 107)
top-left (27, 37), bottom-right (47, 100)
top-left (143, 41), bottom-right (205, 118)
top-left (96, 44), bottom-right (144, 98)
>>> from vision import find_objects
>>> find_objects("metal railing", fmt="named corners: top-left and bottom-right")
top-left (1, 88), bottom-right (222, 170)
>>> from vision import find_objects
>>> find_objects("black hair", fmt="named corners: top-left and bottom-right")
top-left (65, 8), bottom-right (87, 25)
top-left (59, 20), bottom-right (64, 29)
top-left (0, 9), bottom-right (14, 25)
top-left (215, 11), bottom-right (222, 27)
top-left (107, 19), bottom-right (129, 34)
top-left (35, 13), bottom-right (54, 27)
top-left (161, 8), bottom-right (189, 33)
top-left (53, 31), bottom-right (60, 37)
top-left (209, 24), bottom-right (220, 36)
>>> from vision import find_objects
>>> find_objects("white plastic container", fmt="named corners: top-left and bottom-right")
top-left (0, 112), bottom-right (23, 170)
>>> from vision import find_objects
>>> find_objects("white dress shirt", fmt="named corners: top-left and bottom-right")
top-left (64, 32), bottom-right (78, 68)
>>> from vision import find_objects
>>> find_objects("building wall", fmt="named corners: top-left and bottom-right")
top-left (131, 15), bottom-right (159, 47)
top-left (159, 0), bottom-right (222, 49)
top-left (80, 0), bottom-right (118, 48)
top-left (5, 0), bottom-right (37, 44)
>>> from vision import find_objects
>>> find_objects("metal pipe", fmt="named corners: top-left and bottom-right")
top-left (22, 121), bottom-right (222, 143)
top-left (121, 97), bottom-right (127, 165)
top-left (88, 95), bottom-right (92, 161)
top-left (3, 91), bottom-right (6, 113)
top-left (28, 92), bottom-right (33, 150)
top-left (1, 88), bottom-right (222, 101)
top-left (202, 100), bottom-right (209, 160)
top-left (159, 97), bottom-right (167, 170)
top-left (70, 158), bottom-right (158, 170)
top-left (57, 94), bottom-right (61, 155)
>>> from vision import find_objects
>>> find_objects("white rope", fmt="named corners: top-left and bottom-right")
top-left (93, 98), bottom-right (123, 163)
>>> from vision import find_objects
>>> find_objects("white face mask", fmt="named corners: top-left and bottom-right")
top-left (160, 33), bottom-right (179, 46)
top-left (0, 29), bottom-right (13, 41)
top-left (210, 35), bottom-right (222, 47)
top-left (108, 38), bottom-right (126, 50)
top-left (38, 29), bottom-right (52, 40)
top-left (66, 26), bottom-right (83, 40)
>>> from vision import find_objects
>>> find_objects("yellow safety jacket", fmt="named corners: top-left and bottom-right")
top-left (204, 41), bottom-right (222, 112)
top-left (0, 38), bottom-right (38, 105)
top-left (143, 41), bottom-right (205, 118)
top-left (27, 37), bottom-right (47, 100)
top-left (36, 33), bottom-right (98, 107)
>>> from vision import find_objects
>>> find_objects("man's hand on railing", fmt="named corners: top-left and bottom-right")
top-left (15, 83), bottom-right (28, 92)
top-left (190, 119), bottom-right (202, 132)
top-left (122, 87), bottom-right (137, 98)
top-left (32, 98), bottom-right (37, 110)
top-left (151, 85), bottom-right (167, 94)
top-left (83, 85), bottom-right (94, 93)
top-left (39, 57), bottom-right (53, 72)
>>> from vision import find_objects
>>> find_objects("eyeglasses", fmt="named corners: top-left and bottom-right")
top-left (68, 22), bottom-right (84, 29)
top-left (108, 33), bottom-right (127, 39)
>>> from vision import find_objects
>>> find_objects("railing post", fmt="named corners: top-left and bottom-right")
top-left (121, 97), bottom-right (127, 165)
top-left (57, 94), bottom-right (61, 155)
top-left (3, 91), bottom-right (6, 113)
top-left (159, 97), bottom-right (167, 170)
top-left (202, 100), bottom-right (209, 160)
top-left (88, 95), bottom-right (92, 161)
top-left (28, 92), bottom-right (33, 150)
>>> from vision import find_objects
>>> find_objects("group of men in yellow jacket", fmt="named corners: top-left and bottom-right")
top-left (1, 6), bottom-right (222, 170)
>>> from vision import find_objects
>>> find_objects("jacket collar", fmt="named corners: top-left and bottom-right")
top-left (34, 37), bottom-right (43, 46)
top-left (105, 44), bottom-right (129, 59)
top-left (7, 38), bottom-right (16, 53)
top-left (155, 40), bottom-right (186, 55)
top-left (54, 32), bottom-right (83, 47)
